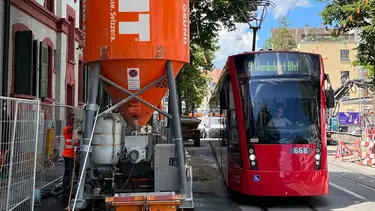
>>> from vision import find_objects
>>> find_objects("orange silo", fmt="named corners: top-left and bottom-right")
top-left (82, 0), bottom-right (190, 126)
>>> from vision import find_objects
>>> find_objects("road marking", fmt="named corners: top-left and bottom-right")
top-left (329, 182), bottom-right (367, 200)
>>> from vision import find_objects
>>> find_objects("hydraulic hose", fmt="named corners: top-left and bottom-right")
top-left (67, 146), bottom-right (79, 211)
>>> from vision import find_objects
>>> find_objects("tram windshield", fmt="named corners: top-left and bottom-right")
top-left (233, 52), bottom-right (322, 145)
top-left (243, 79), bottom-right (321, 144)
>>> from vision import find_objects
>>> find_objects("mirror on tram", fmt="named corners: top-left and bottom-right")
top-left (220, 90), bottom-right (228, 110)
top-left (325, 89), bottom-right (335, 108)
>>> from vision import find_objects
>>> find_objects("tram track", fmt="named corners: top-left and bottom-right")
top-left (259, 201), bottom-right (319, 211)
top-left (330, 171), bottom-right (375, 193)
top-left (307, 204), bottom-right (319, 211)
top-left (329, 161), bottom-right (375, 180)
top-left (329, 161), bottom-right (375, 193)
top-left (259, 206), bottom-right (269, 211)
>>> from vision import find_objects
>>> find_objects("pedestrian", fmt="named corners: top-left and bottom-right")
top-left (62, 113), bottom-right (79, 208)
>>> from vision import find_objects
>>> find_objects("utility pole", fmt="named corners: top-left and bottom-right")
top-left (247, 1), bottom-right (274, 51)
top-left (228, 0), bottom-right (275, 52)
top-left (251, 26), bottom-right (260, 51)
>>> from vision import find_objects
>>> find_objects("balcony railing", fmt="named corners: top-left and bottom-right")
top-left (301, 34), bottom-right (355, 43)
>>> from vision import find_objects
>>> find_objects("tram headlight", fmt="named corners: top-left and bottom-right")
top-left (249, 154), bottom-right (256, 161)
top-left (315, 154), bottom-right (321, 160)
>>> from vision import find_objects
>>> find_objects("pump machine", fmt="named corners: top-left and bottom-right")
top-left (70, 0), bottom-right (194, 210)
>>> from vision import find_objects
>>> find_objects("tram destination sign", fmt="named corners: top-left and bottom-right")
top-left (244, 52), bottom-right (321, 78)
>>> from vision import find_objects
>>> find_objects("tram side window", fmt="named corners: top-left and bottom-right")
top-left (228, 81), bottom-right (241, 165)
top-left (229, 82), bottom-right (239, 144)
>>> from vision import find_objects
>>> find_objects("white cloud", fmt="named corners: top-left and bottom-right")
top-left (271, 0), bottom-right (313, 19)
top-left (213, 0), bottom-right (313, 68)
top-left (214, 23), bottom-right (259, 68)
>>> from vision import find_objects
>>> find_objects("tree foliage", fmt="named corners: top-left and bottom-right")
top-left (318, 0), bottom-right (375, 79)
top-left (318, 0), bottom-right (375, 111)
top-left (177, 0), bottom-right (257, 114)
top-left (176, 44), bottom-right (216, 114)
top-left (263, 17), bottom-right (297, 50)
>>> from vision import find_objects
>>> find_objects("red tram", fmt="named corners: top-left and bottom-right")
top-left (210, 51), bottom-right (335, 197)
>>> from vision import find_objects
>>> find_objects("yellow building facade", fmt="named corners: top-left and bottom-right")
top-left (298, 34), bottom-right (362, 113)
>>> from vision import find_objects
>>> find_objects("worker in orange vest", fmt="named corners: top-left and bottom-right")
top-left (62, 113), bottom-right (79, 204)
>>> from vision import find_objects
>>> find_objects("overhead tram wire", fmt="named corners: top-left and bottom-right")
top-left (283, 0), bottom-right (298, 20)
top-left (232, 24), bottom-right (243, 54)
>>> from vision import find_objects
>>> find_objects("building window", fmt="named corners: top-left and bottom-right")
top-left (68, 17), bottom-right (75, 62)
top-left (78, 60), bottom-right (84, 102)
top-left (39, 41), bottom-right (54, 99)
top-left (340, 71), bottom-right (350, 99)
top-left (340, 50), bottom-right (350, 61)
top-left (45, 0), bottom-right (54, 13)
top-left (79, 0), bottom-right (83, 30)
top-left (14, 30), bottom-right (34, 96)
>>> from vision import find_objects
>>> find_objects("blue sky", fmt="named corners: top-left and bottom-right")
top-left (214, 0), bottom-right (327, 68)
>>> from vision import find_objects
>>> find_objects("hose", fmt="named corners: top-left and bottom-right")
top-left (67, 148), bottom-right (78, 211)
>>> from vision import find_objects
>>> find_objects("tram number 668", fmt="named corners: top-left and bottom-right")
top-left (291, 147), bottom-right (311, 154)
top-left (156, 79), bottom-right (168, 88)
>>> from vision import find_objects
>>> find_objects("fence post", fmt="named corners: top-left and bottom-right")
top-left (31, 100), bottom-right (40, 210)
top-left (5, 101), bottom-right (18, 211)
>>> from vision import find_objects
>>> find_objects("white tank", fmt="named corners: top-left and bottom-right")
top-left (92, 113), bottom-right (124, 165)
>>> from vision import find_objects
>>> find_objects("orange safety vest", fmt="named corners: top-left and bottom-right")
top-left (62, 125), bottom-right (74, 158)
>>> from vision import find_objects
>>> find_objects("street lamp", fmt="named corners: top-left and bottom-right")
top-left (228, 0), bottom-right (275, 51)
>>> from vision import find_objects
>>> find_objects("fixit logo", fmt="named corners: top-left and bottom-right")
top-left (118, 0), bottom-right (151, 42)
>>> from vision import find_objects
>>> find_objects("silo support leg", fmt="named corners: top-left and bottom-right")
top-left (74, 62), bottom-right (101, 209)
top-left (98, 75), bottom-right (171, 119)
top-left (166, 60), bottom-right (188, 195)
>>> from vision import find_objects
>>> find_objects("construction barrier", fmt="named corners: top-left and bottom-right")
top-left (353, 126), bottom-right (375, 166)
top-left (334, 141), bottom-right (358, 162)
top-left (0, 96), bottom-right (41, 211)
top-left (34, 103), bottom-right (84, 194)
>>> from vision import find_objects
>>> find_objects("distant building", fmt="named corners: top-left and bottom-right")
top-left (203, 68), bottom-right (222, 110)
top-left (270, 25), bottom-right (369, 113)
top-left (270, 25), bottom-right (336, 45)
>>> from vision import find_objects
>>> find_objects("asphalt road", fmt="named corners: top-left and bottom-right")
top-left (189, 139), bottom-right (375, 211)
top-left (35, 139), bottom-right (375, 211)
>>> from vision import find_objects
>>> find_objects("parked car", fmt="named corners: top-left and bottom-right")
top-left (206, 117), bottom-right (224, 138)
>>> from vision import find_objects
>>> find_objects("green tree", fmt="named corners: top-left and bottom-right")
top-left (177, 44), bottom-right (216, 115)
top-left (318, 0), bottom-right (375, 113)
top-left (176, 0), bottom-right (258, 114)
top-left (263, 17), bottom-right (297, 50)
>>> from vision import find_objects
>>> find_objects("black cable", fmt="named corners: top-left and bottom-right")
top-left (120, 162), bottom-right (136, 189)
top-left (130, 179), bottom-right (135, 192)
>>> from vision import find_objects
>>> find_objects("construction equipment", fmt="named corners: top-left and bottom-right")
top-left (326, 77), bottom-right (373, 130)
top-left (180, 116), bottom-right (201, 147)
top-left (70, 0), bottom-right (194, 210)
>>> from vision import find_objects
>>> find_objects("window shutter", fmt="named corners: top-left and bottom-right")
top-left (32, 40), bottom-right (39, 96)
top-left (14, 30), bottom-right (33, 95)
top-left (39, 42), bottom-right (49, 98)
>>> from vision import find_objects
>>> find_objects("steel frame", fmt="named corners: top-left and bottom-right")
top-left (73, 60), bottom-right (189, 209)
top-left (98, 75), bottom-right (171, 119)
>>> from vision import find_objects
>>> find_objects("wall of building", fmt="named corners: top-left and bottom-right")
top-left (299, 42), bottom-right (360, 112)
top-left (5, 0), bottom-right (83, 109)
top-left (0, 1), bottom-right (4, 96)
top-left (9, 5), bottom-right (58, 97)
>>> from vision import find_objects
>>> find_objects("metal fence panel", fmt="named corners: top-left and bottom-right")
top-left (35, 103), bottom-right (84, 193)
top-left (0, 96), bottom-right (40, 211)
